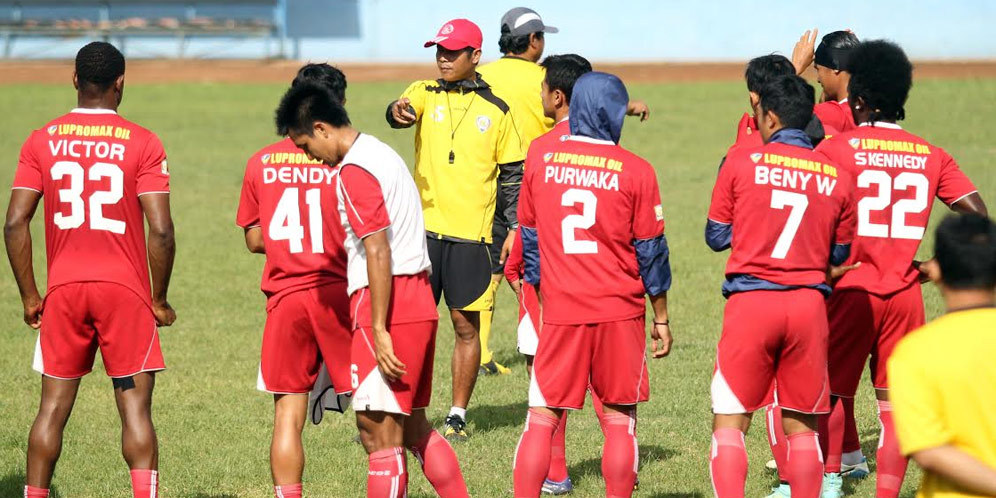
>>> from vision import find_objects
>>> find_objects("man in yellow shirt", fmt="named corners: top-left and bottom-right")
top-left (889, 213), bottom-right (996, 498)
top-left (386, 18), bottom-right (525, 441)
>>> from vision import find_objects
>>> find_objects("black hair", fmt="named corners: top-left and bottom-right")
top-left (814, 31), bottom-right (860, 70)
top-left (934, 213), bottom-right (996, 290)
top-left (757, 74), bottom-right (815, 130)
top-left (292, 63), bottom-right (347, 103)
top-left (846, 40), bottom-right (913, 122)
top-left (540, 53), bottom-right (593, 103)
top-left (745, 54), bottom-right (795, 93)
top-left (275, 83), bottom-right (351, 137)
top-left (75, 41), bottom-right (125, 91)
top-left (498, 25), bottom-right (541, 55)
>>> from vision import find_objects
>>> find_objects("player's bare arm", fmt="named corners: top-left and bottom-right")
top-left (791, 28), bottom-right (818, 75)
top-left (4, 188), bottom-right (43, 329)
top-left (362, 229), bottom-right (406, 381)
top-left (912, 445), bottom-right (996, 495)
top-left (914, 193), bottom-right (988, 282)
top-left (386, 97), bottom-right (416, 128)
top-left (649, 293), bottom-right (672, 358)
top-left (140, 193), bottom-right (176, 326)
top-left (243, 226), bottom-right (265, 254)
top-left (627, 100), bottom-right (650, 121)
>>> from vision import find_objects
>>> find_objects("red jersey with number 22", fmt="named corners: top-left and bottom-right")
top-left (236, 138), bottom-right (348, 307)
top-left (709, 141), bottom-right (856, 286)
top-left (518, 134), bottom-right (665, 325)
top-left (816, 123), bottom-right (978, 296)
top-left (12, 109), bottom-right (170, 304)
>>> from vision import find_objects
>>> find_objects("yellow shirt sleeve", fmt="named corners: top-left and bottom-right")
top-left (495, 111), bottom-right (525, 165)
top-left (888, 342), bottom-right (955, 456)
top-left (399, 80), bottom-right (429, 119)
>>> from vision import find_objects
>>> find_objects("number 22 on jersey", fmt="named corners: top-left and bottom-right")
top-left (269, 187), bottom-right (324, 254)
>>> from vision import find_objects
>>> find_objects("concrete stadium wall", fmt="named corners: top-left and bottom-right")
top-left (5, 0), bottom-right (996, 61)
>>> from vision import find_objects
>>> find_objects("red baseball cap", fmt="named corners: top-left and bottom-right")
top-left (424, 19), bottom-right (482, 50)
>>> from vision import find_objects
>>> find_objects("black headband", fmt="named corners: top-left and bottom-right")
top-left (814, 45), bottom-right (853, 71)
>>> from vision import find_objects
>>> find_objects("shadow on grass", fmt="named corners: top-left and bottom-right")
top-left (469, 401), bottom-right (529, 432)
top-left (0, 472), bottom-right (60, 497)
top-left (569, 444), bottom-right (678, 488)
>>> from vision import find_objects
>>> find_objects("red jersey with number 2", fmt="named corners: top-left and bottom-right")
top-left (518, 134), bottom-right (665, 325)
top-left (816, 123), bottom-right (978, 296)
top-left (708, 141), bottom-right (856, 286)
top-left (12, 109), bottom-right (170, 304)
top-left (237, 138), bottom-right (348, 307)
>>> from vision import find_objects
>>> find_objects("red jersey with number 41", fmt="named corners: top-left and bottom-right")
top-left (708, 141), bottom-right (856, 286)
top-left (518, 135), bottom-right (665, 325)
top-left (816, 123), bottom-right (978, 296)
top-left (236, 138), bottom-right (348, 308)
top-left (13, 109), bottom-right (170, 304)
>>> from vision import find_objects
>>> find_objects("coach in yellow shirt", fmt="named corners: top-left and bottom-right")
top-left (889, 213), bottom-right (996, 498)
top-left (386, 18), bottom-right (525, 441)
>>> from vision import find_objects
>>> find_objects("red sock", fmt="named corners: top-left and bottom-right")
top-left (130, 469), bottom-right (158, 498)
top-left (368, 447), bottom-right (407, 498)
top-left (876, 401), bottom-right (908, 498)
top-left (842, 397), bottom-right (861, 454)
top-left (513, 409), bottom-right (559, 497)
top-left (786, 432), bottom-right (824, 498)
top-left (710, 428), bottom-right (747, 498)
top-left (274, 483), bottom-right (302, 498)
top-left (765, 404), bottom-right (789, 482)
top-left (601, 410), bottom-right (638, 498)
top-left (410, 430), bottom-right (468, 498)
top-left (24, 486), bottom-right (49, 498)
top-left (547, 410), bottom-right (569, 482)
top-left (820, 398), bottom-right (846, 473)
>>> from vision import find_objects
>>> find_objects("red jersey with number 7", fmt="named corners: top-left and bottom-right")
top-left (816, 122), bottom-right (978, 296)
top-left (236, 138), bottom-right (348, 308)
top-left (708, 141), bottom-right (856, 286)
top-left (12, 108), bottom-right (170, 305)
top-left (518, 134), bottom-right (665, 325)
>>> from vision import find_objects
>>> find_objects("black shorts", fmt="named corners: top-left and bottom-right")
top-left (489, 209), bottom-right (509, 275)
top-left (427, 235), bottom-right (493, 311)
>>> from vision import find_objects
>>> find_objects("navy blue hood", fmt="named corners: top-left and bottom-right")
top-left (569, 72), bottom-right (629, 144)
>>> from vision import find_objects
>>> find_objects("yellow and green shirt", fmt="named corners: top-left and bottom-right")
top-left (478, 56), bottom-right (554, 146)
top-left (392, 75), bottom-right (524, 243)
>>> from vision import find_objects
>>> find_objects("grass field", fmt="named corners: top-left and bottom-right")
top-left (0, 75), bottom-right (994, 497)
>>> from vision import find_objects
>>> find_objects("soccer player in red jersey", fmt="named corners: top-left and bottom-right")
top-left (276, 84), bottom-right (468, 498)
top-left (512, 71), bottom-right (673, 498)
top-left (706, 74), bottom-right (857, 498)
top-left (236, 63), bottom-right (351, 498)
top-left (815, 40), bottom-right (987, 498)
top-left (4, 42), bottom-right (175, 498)
top-left (792, 29), bottom-right (860, 136)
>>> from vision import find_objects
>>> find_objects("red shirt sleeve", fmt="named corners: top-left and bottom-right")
top-left (504, 228), bottom-right (523, 282)
top-left (935, 147), bottom-right (978, 205)
top-left (12, 132), bottom-right (43, 192)
top-left (236, 158), bottom-right (260, 229)
top-left (835, 172), bottom-right (857, 245)
top-left (708, 152), bottom-right (737, 224)
top-left (136, 133), bottom-right (170, 195)
top-left (813, 102), bottom-right (845, 134)
top-left (339, 164), bottom-right (390, 238)
top-left (631, 162), bottom-right (665, 240)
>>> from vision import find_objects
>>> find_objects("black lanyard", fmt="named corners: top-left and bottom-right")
top-left (445, 89), bottom-right (476, 164)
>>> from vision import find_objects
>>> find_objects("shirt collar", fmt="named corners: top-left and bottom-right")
top-left (565, 135), bottom-right (614, 146)
top-left (858, 121), bottom-right (902, 130)
top-left (769, 128), bottom-right (813, 149)
top-left (436, 72), bottom-right (490, 91)
top-left (70, 108), bottom-right (117, 115)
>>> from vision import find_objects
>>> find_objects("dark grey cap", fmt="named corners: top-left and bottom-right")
top-left (500, 7), bottom-right (558, 36)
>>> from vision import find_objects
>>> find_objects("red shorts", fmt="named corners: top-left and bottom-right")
top-left (36, 282), bottom-right (163, 379)
top-left (350, 320), bottom-right (437, 415)
top-left (827, 282), bottom-right (925, 397)
top-left (257, 283), bottom-right (352, 394)
top-left (529, 316), bottom-right (649, 410)
top-left (516, 282), bottom-right (541, 356)
top-left (712, 289), bottom-right (830, 415)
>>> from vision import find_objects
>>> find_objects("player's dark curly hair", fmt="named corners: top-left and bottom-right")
top-left (275, 83), bottom-right (351, 137)
top-left (846, 40), bottom-right (912, 122)
top-left (75, 41), bottom-right (125, 91)
top-left (758, 74), bottom-right (815, 130)
top-left (541, 53), bottom-right (592, 102)
top-left (934, 213), bottom-right (996, 289)
top-left (292, 63), bottom-right (347, 104)
top-left (745, 54), bottom-right (795, 94)
top-left (498, 25), bottom-right (541, 55)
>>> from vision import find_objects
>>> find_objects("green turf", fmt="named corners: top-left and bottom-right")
top-left (0, 76), bottom-right (993, 497)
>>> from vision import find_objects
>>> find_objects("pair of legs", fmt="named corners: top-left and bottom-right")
top-left (27, 373), bottom-right (157, 490)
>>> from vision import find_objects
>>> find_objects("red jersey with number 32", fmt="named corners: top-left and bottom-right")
top-left (518, 135), bottom-right (665, 325)
top-left (816, 123), bottom-right (978, 296)
top-left (12, 109), bottom-right (170, 304)
top-left (709, 141), bottom-right (856, 286)
top-left (236, 138), bottom-right (347, 307)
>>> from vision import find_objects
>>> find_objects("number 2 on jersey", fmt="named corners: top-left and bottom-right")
top-left (769, 189), bottom-right (809, 259)
top-left (270, 187), bottom-right (324, 254)
top-left (561, 188), bottom-right (598, 254)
